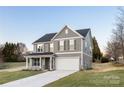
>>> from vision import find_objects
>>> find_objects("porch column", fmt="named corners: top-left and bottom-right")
top-left (49, 57), bottom-right (52, 71)
top-left (53, 57), bottom-right (55, 70)
top-left (42, 58), bottom-right (45, 70)
top-left (30, 58), bottom-right (32, 69)
top-left (39, 57), bottom-right (42, 69)
top-left (26, 57), bottom-right (28, 69)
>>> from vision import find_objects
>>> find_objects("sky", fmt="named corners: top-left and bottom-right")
top-left (0, 6), bottom-right (120, 53)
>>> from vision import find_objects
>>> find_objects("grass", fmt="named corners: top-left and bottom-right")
top-left (0, 62), bottom-right (25, 69)
top-left (45, 70), bottom-right (124, 87)
top-left (0, 70), bottom-right (43, 84)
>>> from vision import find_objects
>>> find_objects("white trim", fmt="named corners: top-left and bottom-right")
top-left (59, 40), bottom-right (64, 51)
top-left (55, 51), bottom-right (81, 54)
top-left (30, 58), bottom-right (32, 68)
top-left (49, 57), bottom-right (52, 70)
top-left (54, 37), bottom-right (81, 41)
top-left (39, 57), bottom-right (42, 69)
top-left (51, 25), bottom-right (84, 41)
top-left (50, 43), bottom-right (54, 52)
top-left (33, 41), bottom-right (50, 44)
top-left (69, 39), bottom-right (75, 51)
top-left (26, 55), bottom-right (54, 58)
top-left (26, 57), bottom-right (28, 69)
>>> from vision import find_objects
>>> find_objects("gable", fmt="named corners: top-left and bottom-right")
top-left (54, 26), bottom-right (81, 39)
top-left (33, 25), bottom-right (90, 44)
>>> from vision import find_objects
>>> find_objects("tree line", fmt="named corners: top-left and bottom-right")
top-left (0, 42), bottom-right (27, 62)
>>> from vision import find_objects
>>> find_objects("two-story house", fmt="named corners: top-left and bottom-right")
top-left (25, 25), bottom-right (93, 71)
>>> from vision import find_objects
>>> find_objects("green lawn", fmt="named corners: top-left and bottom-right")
top-left (0, 62), bottom-right (25, 69)
top-left (45, 70), bottom-right (124, 87)
top-left (0, 70), bottom-right (42, 84)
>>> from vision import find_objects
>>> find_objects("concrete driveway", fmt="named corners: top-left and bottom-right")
top-left (0, 70), bottom-right (77, 87)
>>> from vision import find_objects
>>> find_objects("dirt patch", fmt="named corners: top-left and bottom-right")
top-left (0, 66), bottom-right (25, 72)
top-left (86, 63), bottom-right (124, 73)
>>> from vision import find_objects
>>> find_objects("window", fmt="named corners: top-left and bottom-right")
top-left (37, 44), bottom-right (43, 52)
top-left (65, 29), bottom-right (68, 34)
top-left (59, 40), bottom-right (64, 51)
top-left (50, 43), bottom-right (54, 52)
top-left (69, 39), bottom-right (75, 50)
top-left (32, 59), bottom-right (40, 66)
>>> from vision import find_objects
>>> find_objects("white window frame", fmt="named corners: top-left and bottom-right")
top-left (37, 44), bottom-right (43, 52)
top-left (69, 39), bottom-right (75, 50)
top-left (50, 43), bottom-right (54, 52)
top-left (65, 29), bottom-right (69, 34)
top-left (59, 40), bottom-right (64, 51)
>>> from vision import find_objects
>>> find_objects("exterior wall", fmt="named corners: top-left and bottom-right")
top-left (83, 54), bottom-right (92, 69)
top-left (82, 31), bottom-right (93, 69)
top-left (44, 43), bottom-right (50, 52)
top-left (54, 26), bottom-right (79, 39)
top-left (54, 38), bottom-right (81, 53)
top-left (33, 42), bottom-right (50, 53)
top-left (83, 31), bottom-right (92, 57)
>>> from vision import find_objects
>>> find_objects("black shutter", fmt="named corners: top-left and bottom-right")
top-left (68, 40), bottom-right (70, 50)
top-left (74, 39), bottom-right (76, 50)
top-left (64, 40), bottom-right (66, 50)
top-left (58, 41), bottom-right (60, 51)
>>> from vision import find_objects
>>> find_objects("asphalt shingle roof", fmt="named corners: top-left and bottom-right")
top-left (76, 28), bottom-right (90, 37)
top-left (33, 28), bottom-right (90, 43)
top-left (33, 33), bottom-right (57, 43)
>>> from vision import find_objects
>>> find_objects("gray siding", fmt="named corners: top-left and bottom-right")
top-left (33, 43), bottom-right (50, 53)
top-left (54, 26), bottom-right (79, 39)
top-left (83, 54), bottom-right (92, 69)
top-left (83, 31), bottom-right (92, 56)
top-left (44, 43), bottom-right (50, 52)
top-left (54, 38), bottom-right (81, 53)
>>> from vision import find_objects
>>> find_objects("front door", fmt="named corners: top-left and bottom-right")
top-left (45, 58), bottom-right (50, 69)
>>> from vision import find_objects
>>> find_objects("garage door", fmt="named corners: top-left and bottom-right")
top-left (56, 57), bottom-right (80, 70)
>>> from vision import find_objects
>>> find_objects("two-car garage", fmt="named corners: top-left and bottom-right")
top-left (56, 57), bottom-right (80, 70)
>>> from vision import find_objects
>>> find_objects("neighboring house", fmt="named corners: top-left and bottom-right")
top-left (25, 25), bottom-right (93, 71)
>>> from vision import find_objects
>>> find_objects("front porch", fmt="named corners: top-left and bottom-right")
top-left (25, 52), bottom-right (55, 71)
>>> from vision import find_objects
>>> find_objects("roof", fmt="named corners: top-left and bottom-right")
top-left (76, 28), bottom-right (90, 37)
top-left (33, 33), bottom-right (57, 43)
top-left (27, 52), bottom-right (54, 56)
top-left (33, 28), bottom-right (90, 43)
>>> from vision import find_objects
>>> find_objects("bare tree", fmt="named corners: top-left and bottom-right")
top-left (106, 40), bottom-right (120, 61)
top-left (108, 7), bottom-right (124, 60)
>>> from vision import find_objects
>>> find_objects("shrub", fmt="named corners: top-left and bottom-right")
top-left (101, 57), bottom-right (109, 63)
